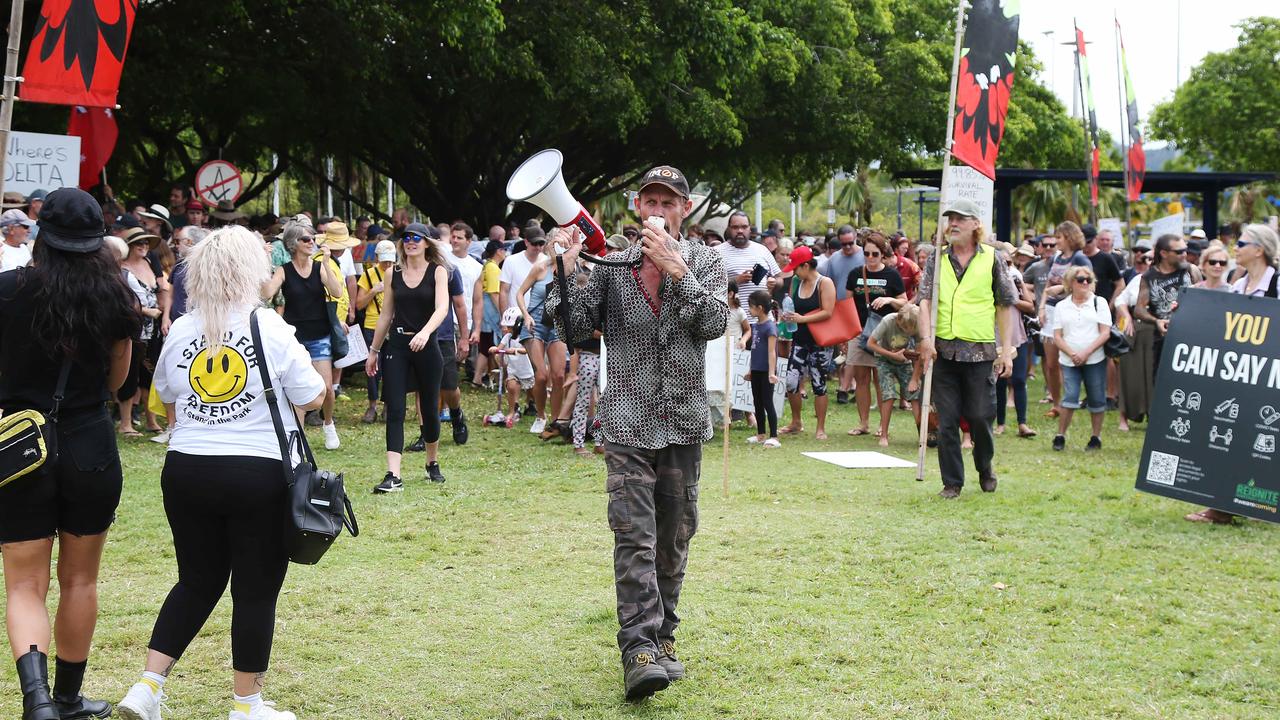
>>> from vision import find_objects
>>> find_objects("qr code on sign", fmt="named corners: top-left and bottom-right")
top-left (1146, 451), bottom-right (1179, 486)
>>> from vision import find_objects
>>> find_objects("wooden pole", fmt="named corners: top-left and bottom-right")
top-left (0, 0), bottom-right (27, 204)
top-left (916, 0), bottom-right (967, 482)
top-left (1115, 16), bottom-right (1133, 244)
top-left (722, 334), bottom-right (731, 498)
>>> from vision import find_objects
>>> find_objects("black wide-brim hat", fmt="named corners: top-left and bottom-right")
top-left (37, 188), bottom-right (106, 253)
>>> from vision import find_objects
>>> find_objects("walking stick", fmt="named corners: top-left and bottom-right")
top-left (916, 0), bottom-right (967, 482)
top-left (722, 334), bottom-right (731, 498)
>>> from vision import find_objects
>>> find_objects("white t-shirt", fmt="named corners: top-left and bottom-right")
top-left (499, 332), bottom-right (533, 380)
top-left (451, 253), bottom-right (483, 330)
top-left (337, 250), bottom-right (359, 278)
top-left (156, 309), bottom-right (327, 460)
top-left (1115, 274), bottom-right (1141, 308)
top-left (1052, 295), bottom-right (1111, 367)
top-left (0, 242), bottom-right (32, 273)
top-left (716, 241), bottom-right (780, 320)
top-left (498, 250), bottom-right (540, 311)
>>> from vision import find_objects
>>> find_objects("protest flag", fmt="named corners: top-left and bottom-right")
top-left (1117, 20), bottom-right (1146, 202)
top-left (1073, 22), bottom-right (1101, 209)
top-left (949, 0), bottom-right (1021, 181)
top-left (20, 0), bottom-right (139, 107)
top-left (68, 106), bottom-right (117, 190)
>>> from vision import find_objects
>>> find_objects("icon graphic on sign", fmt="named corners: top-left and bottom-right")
top-left (1209, 425), bottom-right (1233, 446)
top-left (1170, 417), bottom-right (1191, 437)
top-left (1253, 434), bottom-right (1275, 454)
top-left (1260, 406), bottom-right (1280, 427)
top-left (1213, 397), bottom-right (1239, 419)
top-left (1171, 389), bottom-right (1186, 407)
top-left (195, 160), bottom-right (244, 207)
top-left (1187, 392), bottom-right (1202, 411)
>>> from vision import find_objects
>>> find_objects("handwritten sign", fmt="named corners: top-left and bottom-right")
top-left (943, 165), bottom-right (994, 233)
top-left (5, 131), bottom-right (80, 195)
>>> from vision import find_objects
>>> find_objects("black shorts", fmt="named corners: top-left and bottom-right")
top-left (438, 338), bottom-right (460, 391)
top-left (0, 409), bottom-right (122, 543)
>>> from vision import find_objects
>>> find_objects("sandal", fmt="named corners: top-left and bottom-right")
top-left (1045, 408), bottom-right (1060, 418)
top-left (1184, 508), bottom-right (1236, 524)
top-left (779, 426), bottom-right (803, 435)
top-left (119, 428), bottom-right (143, 438)
top-left (1017, 427), bottom-right (1038, 438)
top-left (847, 427), bottom-right (871, 436)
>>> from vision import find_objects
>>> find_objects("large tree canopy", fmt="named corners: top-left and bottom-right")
top-left (1149, 17), bottom-right (1280, 172)
top-left (16, 0), bottom-right (1014, 225)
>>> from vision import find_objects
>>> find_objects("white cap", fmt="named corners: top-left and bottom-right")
top-left (1189, 228), bottom-right (1207, 239)
top-left (501, 306), bottom-right (522, 327)
top-left (0, 208), bottom-right (32, 228)
top-left (374, 239), bottom-right (397, 262)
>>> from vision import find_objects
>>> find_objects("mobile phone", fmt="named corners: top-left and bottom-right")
top-left (648, 216), bottom-right (665, 231)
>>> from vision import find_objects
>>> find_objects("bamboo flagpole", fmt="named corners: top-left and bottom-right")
top-left (916, 0), bottom-right (967, 481)
top-left (1114, 16), bottom-right (1131, 242)
top-left (0, 0), bottom-right (27, 204)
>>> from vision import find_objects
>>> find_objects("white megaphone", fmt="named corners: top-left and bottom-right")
top-left (506, 149), bottom-right (607, 257)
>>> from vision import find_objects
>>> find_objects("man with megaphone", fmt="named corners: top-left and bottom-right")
top-left (545, 165), bottom-right (728, 701)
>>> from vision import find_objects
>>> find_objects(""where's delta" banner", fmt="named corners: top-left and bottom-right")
top-left (1136, 289), bottom-right (1280, 523)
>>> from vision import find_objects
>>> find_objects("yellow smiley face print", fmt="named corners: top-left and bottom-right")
top-left (188, 346), bottom-right (249, 403)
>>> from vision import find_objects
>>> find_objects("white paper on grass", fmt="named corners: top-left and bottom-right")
top-left (802, 451), bottom-right (916, 469)
top-left (333, 324), bottom-right (369, 369)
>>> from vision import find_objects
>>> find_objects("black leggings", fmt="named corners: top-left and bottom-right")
top-left (148, 452), bottom-right (289, 673)
top-left (751, 371), bottom-right (777, 438)
top-left (382, 332), bottom-right (443, 452)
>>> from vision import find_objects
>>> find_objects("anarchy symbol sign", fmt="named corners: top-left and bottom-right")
top-left (195, 160), bottom-right (244, 206)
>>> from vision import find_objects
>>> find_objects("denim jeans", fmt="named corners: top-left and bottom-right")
top-left (995, 342), bottom-right (1030, 425)
top-left (1061, 360), bottom-right (1108, 412)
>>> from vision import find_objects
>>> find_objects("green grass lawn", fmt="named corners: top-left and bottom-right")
top-left (2, 376), bottom-right (1278, 719)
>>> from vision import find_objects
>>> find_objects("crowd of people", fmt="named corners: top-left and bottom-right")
top-left (0, 176), bottom-right (1277, 716)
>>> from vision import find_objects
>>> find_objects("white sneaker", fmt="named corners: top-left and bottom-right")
top-left (149, 429), bottom-right (171, 445)
top-left (763, 438), bottom-right (781, 448)
top-left (323, 422), bottom-right (340, 450)
top-left (118, 682), bottom-right (163, 720)
top-left (746, 436), bottom-right (761, 444)
top-left (229, 700), bottom-right (296, 720)
top-left (529, 417), bottom-right (546, 434)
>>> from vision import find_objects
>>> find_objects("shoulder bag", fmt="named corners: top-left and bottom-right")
top-left (805, 276), bottom-right (863, 348)
top-left (0, 360), bottom-right (71, 489)
top-left (855, 265), bottom-right (883, 351)
top-left (319, 260), bottom-right (350, 358)
top-left (1096, 296), bottom-right (1131, 359)
top-left (250, 310), bottom-right (358, 565)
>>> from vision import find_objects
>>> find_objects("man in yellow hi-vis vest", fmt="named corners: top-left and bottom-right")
top-left (918, 199), bottom-right (1018, 498)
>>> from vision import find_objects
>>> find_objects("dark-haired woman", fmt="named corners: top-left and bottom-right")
top-left (779, 246), bottom-right (837, 439)
top-left (366, 223), bottom-right (451, 492)
top-left (0, 189), bottom-right (141, 720)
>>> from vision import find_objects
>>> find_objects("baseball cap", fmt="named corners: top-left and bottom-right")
top-left (401, 222), bottom-right (432, 239)
top-left (942, 198), bottom-right (982, 219)
top-left (366, 224), bottom-right (386, 239)
top-left (781, 245), bottom-right (815, 273)
top-left (374, 239), bottom-right (397, 262)
top-left (0, 208), bottom-right (34, 228)
top-left (501, 306), bottom-right (522, 327)
top-left (637, 165), bottom-right (690, 198)
top-left (1189, 228), bottom-right (1207, 240)
top-left (185, 199), bottom-right (205, 212)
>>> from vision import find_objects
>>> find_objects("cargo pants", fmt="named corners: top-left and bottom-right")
top-left (603, 442), bottom-right (701, 660)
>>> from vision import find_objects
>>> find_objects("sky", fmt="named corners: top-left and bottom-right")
top-left (1019, 0), bottom-right (1277, 148)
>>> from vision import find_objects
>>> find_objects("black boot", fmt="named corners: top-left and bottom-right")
top-left (16, 646), bottom-right (59, 720)
top-left (52, 657), bottom-right (112, 720)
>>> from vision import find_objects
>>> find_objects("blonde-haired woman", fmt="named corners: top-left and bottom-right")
top-left (118, 226), bottom-right (326, 720)
top-left (1050, 265), bottom-right (1110, 452)
top-left (1195, 242), bottom-right (1232, 291)
top-left (365, 222), bottom-right (451, 492)
top-left (1037, 220), bottom-right (1093, 417)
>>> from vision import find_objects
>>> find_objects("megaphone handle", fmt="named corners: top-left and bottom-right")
top-left (554, 254), bottom-right (574, 343)
top-left (563, 204), bottom-right (606, 257)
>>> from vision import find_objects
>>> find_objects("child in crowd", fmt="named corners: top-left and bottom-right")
top-left (492, 307), bottom-right (535, 428)
top-left (745, 290), bottom-right (779, 447)
top-left (866, 303), bottom-right (923, 447)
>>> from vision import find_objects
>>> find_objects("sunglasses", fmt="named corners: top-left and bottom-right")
top-left (1134, 254), bottom-right (1150, 262)
top-left (1074, 276), bottom-right (1094, 284)
top-left (1237, 239), bottom-right (1255, 249)
top-left (865, 251), bottom-right (882, 257)
top-left (298, 237), bottom-right (315, 244)
top-left (401, 234), bottom-right (426, 244)
top-left (1206, 259), bottom-right (1229, 267)
top-left (528, 239), bottom-right (547, 246)
top-left (840, 242), bottom-right (856, 248)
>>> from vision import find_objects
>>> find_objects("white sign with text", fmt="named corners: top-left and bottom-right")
top-left (5, 131), bottom-right (80, 195)
top-left (942, 165), bottom-right (994, 233)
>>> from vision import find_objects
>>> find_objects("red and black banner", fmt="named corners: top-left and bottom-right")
top-left (951, 0), bottom-right (1021, 180)
top-left (67, 105), bottom-right (117, 190)
top-left (1117, 20), bottom-right (1146, 202)
top-left (20, 0), bottom-right (139, 107)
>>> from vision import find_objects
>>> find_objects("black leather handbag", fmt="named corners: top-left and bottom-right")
top-left (1096, 297), bottom-right (1132, 359)
top-left (250, 311), bottom-right (358, 565)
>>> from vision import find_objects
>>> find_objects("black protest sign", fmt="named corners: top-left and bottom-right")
top-left (1136, 289), bottom-right (1280, 522)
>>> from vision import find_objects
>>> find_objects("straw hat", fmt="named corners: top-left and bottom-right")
top-left (319, 220), bottom-right (360, 249)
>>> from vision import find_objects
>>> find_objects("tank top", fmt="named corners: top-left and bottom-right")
top-left (281, 261), bottom-right (329, 341)
top-left (527, 272), bottom-right (553, 324)
top-left (791, 276), bottom-right (821, 347)
top-left (391, 263), bottom-right (439, 334)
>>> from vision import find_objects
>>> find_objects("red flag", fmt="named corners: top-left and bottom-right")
top-left (67, 106), bottom-right (117, 190)
top-left (20, 0), bottom-right (139, 107)
top-left (950, 0), bottom-right (1022, 180)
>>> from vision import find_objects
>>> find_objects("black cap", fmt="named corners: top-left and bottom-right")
top-left (366, 224), bottom-right (386, 238)
top-left (1081, 224), bottom-right (1098, 241)
top-left (37, 188), bottom-right (106, 253)
top-left (400, 222), bottom-right (432, 239)
top-left (113, 213), bottom-right (142, 230)
top-left (638, 165), bottom-right (690, 198)
top-left (1187, 239), bottom-right (1207, 253)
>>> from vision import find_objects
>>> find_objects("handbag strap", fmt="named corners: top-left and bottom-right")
top-left (47, 358), bottom-right (72, 420)
top-left (249, 311), bottom-right (306, 483)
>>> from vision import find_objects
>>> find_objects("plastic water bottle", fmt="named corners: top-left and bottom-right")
top-left (781, 295), bottom-right (798, 334)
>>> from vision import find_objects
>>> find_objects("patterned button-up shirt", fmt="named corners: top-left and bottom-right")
top-left (917, 242), bottom-right (1017, 363)
top-left (546, 237), bottom-right (728, 450)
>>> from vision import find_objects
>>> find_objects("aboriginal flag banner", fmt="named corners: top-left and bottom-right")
top-left (950, 0), bottom-right (1021, 181)
top-left (20, 0), bottom-right (139, 107)
top-left (1075, 22), bottom-right (1101, 207)
top-left (1118, 21), bottom-right (1146, 202)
